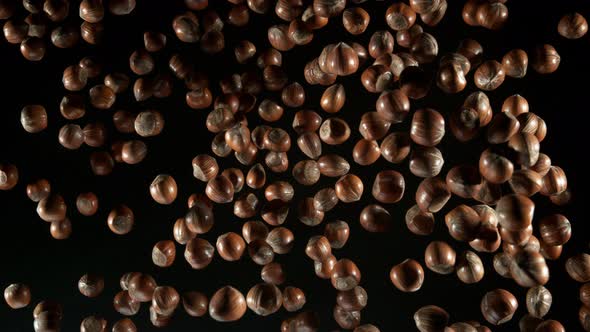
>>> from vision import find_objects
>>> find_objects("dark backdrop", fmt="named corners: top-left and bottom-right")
top-left (1, 1), bottom-right (589, 331)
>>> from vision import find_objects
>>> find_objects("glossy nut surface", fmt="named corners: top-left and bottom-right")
top-left (480, 289), bottom-right (518, 325)
top-left (107, 205), bottom-right (134, 235)
top-left (437, 62), bottom-right (466, 94)
top-left (113, 291), bottom-right (140, 316)
top-left (446, 165), bottom-right (482, 199)
top-left (335, 174), bottom-right (363, 203)
top-left (80, 315), bottom-right (107, 332)
top-left (89, 84), bottom-right (116, 109)
top-left (298, 197), bottom-right (324, 226)
top-left (318, 43), bottom-right (359, 76)
top-left (424, 241), bottom-right (455, 274)
top-left (539, 214), bottom-right (571, 246)
top-left (333, 304), bottom-right (361, 329)
top-left (386, 3), bottom-right (416, 30)
top-left (216, 232), bottom-right (246, 261)
top-left (21, 37), bottom-right (46, 61)
top-left (313, 187), bottom-right (338, 212)
top-left (531, 44), bottom-right (560, 74)
top-left (353, 139), bottom-right (381, 166)
top-left (381, 132), bottom-right (411, 163)
top-left (293, 160), bottom-right (320, 186)
top-left (192, 154), bottom-right (218, 182)
top-left (390, 259), bottom-right (424, 292)
top-left (479, 148), bottom-right (513, 184)
top-left (476, 2), bottom-right (508, 30)
top-left (206, 175), bottom-right (234, 203)
top-left (20, 105), bottom-right (48, 133)
top-left (266, 227), bottom-right (294, 254)
top-left (185, 238), bottom-right (214, 269)
top-left (416, 176), bottom-right (450, 213)
top-left (320, 118), bottom-right (351, 145)
top-left (318, 154), bottom-right (350, 177)
top-left (496, 194), bottom-right (534, 231)
top-left (510, 249), bottom-right (549, 287)
top-left (150, 286), bottom-right (180, 318)
top-left (127, 273), bottom-right (157, 302)
top-left (297, 133), bottom-right (322, 160)
top-left (540, 166), bottom-right (567, 196)
top-left (246, 283), bottom-right (282, 316)
top-left (526, 285), bottom-right (552, 318)
top-left (209, 286), bottom-right (247, 322)
top-left (566, 254), bottom-right (590, 282)
top-left (27, 179), bottom-right (51, 202)
top-left (343, 7), bottom-right (370, 35)
top-left (37, 193), bottom-right (66, 222)
top-left (359, 112), bottom-right (390, 141)
top-left (371, 170), bottom-right (404, 203)
top-left (456, 251), bottom-right (484, 284)
top-left (152, 240), bottom-right (176, 267)
top-left (411, 108), bottom-right (445, 147)
top-left (405, 205), bottom-right (435, 236)
top-left (4, 283), bottom-right (31, 309)
top-left (282, 286), bottom-right (305, 312)
top-left (377, 90), bottom-right (410, 123)
top-left (261, 262), bottom-right (286, 285)
top-left (182, 291), bottom-right (208, 317)
top-left (149, 174), bottom-right (177, 205)
top-left (324, 220), bottom-right (350, 249)
top-left (360, 204), bottom-right (392, 233)
top-left (502, 48), bottom-right (528, 78)
top-left (0, 164), bottom-right (19, 191)
top-left (414, 305), bottom-right (449, 332)
top-left (321, 84), bottom-right (346, 113)
top-left (336, 286), bottom-right (367, 313)
top-left (331, 259), bottom-right (361, 291)
top-left (558, 12), bottom-right (588, 39)
top-left (78, 274), bottom-right (104, 298)
top-left (172, 12), bottom-right (199, 43)
top-left (474, 60), bottom-right (505, 91)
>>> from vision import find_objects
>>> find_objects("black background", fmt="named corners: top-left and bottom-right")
top-left (1, 0), bottom-right (590, 331)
